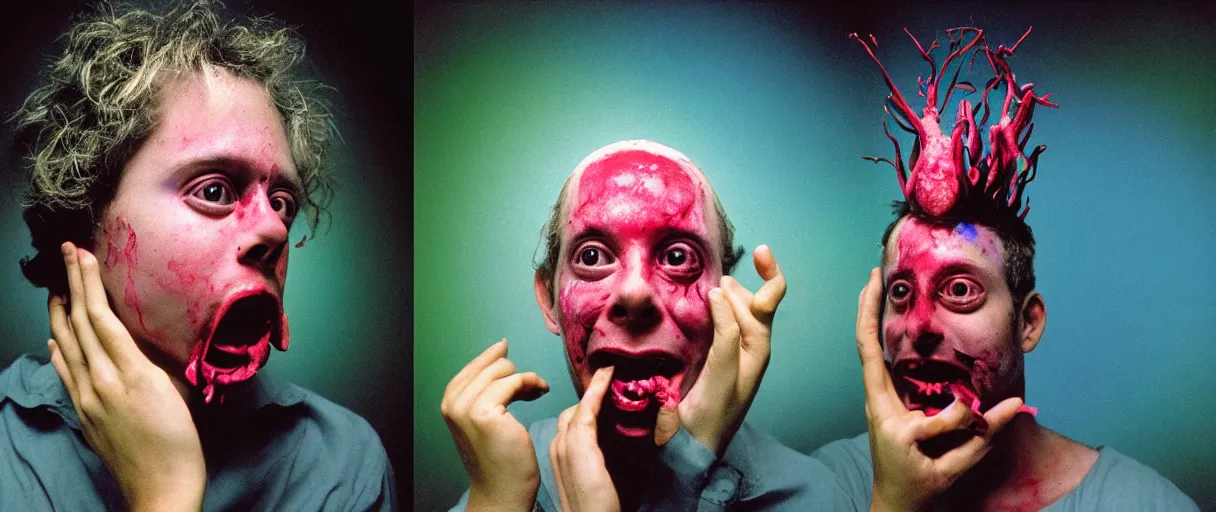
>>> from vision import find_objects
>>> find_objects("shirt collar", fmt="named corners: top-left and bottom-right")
top-left (0, 354), bottom-right (307, 430)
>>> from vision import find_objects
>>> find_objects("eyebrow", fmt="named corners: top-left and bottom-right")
top-left (171, 155), bottom-right (304, 197)
top-left (887, 260), bottom-right (988, 285)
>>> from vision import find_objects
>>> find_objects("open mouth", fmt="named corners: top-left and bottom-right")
top-left (893, 359), bottom-right (974, 416)
top-left (185, 290), bottom-right (288, 403)
top-left (588, 350), bottom-right (683, 436)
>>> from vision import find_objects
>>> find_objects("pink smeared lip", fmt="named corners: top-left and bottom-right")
top-left (588, 348), bottom-right (685, 438)
top-left (185, 284), bottom-right (290, 404)
top-left (896, 359), bottom-right (1039, 418)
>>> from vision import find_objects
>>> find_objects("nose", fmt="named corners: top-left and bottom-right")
top-left (236, 188), bottom-right (289, 275)
top-left (607, 251), bottom-right (661, 333)
top-left (906, 294), bottom-right (944, 356)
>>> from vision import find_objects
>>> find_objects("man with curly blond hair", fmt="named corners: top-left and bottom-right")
top-left (0, 1), bottom-right (396, 510)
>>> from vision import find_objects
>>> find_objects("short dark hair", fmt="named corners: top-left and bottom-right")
top-left (880, 200), bottom-right (1036, 303)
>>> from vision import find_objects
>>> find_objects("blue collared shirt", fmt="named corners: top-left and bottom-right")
top-left (452, 418), bottom-right (852, 511)
top-left (812, 433), bottom-right (1200, 512)
top-left (0, 354), bottom-right (397, 511)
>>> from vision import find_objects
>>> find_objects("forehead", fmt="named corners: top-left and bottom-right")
top-left (885, 217), bottom-right (1004, 276)
top-left (561, 149), bottom-right (719, 243)
top-left (150, 67), bottom-right (300, 185)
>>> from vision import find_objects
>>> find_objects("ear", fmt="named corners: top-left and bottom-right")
top-left (534, 271), bottom-right (561, 335)
top-left (1017, 291), bottom-right (1047, 353)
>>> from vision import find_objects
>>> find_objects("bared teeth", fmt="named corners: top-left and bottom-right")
top-left (904, 375), bottom-right (951, 395)
top-left (610, 375), bottom-right (672, 410)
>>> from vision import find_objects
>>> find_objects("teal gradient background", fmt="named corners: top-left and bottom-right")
top-left (1, 0), bottom-right (410, 499)
top-left (416, 2), bottom-right (1215, 509)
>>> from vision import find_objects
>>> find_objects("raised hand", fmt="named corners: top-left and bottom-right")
top-left (551, 366), bottom-right (620, 512)
top-left (855, 268), bottom-right (1024, 512)
top-left (47, 242), bottom-right (205, 512)
top-left (442, 339), bottom-right (550, 511)
top-left (675, 245), bottom-right (787, 455)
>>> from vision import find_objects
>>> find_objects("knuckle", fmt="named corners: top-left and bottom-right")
top-left (85, 306), bottom-right (107, 325)
top-left (77, 394), bottom-right (102, 416)
top-left (91, 372), bottom-right (120, 393)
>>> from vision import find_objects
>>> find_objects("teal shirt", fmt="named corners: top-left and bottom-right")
top-left (812, 433), bottom-right (1199, 511)
top-left (452, 418), bottom-right (853, 511)
top-left (0, 355), bottom-right (397, 511)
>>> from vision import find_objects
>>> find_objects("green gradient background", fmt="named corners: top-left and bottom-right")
top-left (415, 2), bottom-right (1215, 510)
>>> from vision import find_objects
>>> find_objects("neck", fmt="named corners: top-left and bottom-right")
top-left (943, 414), bottom-right (1099, 511)
top-left (599, 426), bottom-right (659, 511)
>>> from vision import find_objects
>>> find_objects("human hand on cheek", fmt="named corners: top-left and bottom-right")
top-left (854, 268), bottom-right (1024, 512)
top-left (551, 366), bottom-right (621, 512)
top-left (672, 245), bottom-right (787, 456)
top-left (442, 339), bottom-right (550, 511)
top-left (46, 242), bottom-right (205, 512)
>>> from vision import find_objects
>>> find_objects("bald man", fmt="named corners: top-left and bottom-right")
top-left (443, 141), bottom-right (849, 511)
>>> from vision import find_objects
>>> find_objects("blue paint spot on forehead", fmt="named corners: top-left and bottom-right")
top-left (954, 222), bottom-right (978, 242)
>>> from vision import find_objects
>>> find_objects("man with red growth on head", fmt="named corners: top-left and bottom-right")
top-left (0, 1), bottom-right (395, 510)
top-left (444, 140), bottom-right (851, 511)
top-left (810, 27), bottom-right (1198, 511)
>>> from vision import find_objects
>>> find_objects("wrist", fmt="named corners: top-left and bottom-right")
top-left (127, 488), bottom-right (204, 512)
top-left (467, 485), bottom-right (536, 512)
top-left (870, 487), bottom-right (927, 512)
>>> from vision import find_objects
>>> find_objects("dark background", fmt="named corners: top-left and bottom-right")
top-left (0, 0), bottom-right (412, 503)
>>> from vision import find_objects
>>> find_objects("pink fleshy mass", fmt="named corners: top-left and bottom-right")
top-left (852, 27), bottom-right (1057, 220)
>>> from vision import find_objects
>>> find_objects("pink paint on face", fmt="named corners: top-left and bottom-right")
top-left (882, 217), bottom-right (1031, 416)
top-left (550, 143), bottom-right (722, 439)
top-left (93, 65), bottom-right (300, 403)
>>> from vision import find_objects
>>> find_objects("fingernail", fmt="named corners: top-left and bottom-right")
top-left (709, 288), bottom-right (722, 300)
top-left (61, 243), bottom-right (73, 258)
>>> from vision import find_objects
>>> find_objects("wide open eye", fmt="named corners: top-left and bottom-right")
top-left (192, 179), bottom-right (235, 205)
top-left (887, 280), bottom-right (913, 306)
top-left (573, 242), bottom-right (615, 269)
top-left (658, 242), bottom-right (701, 279)
top-left (269, 190), bottom-right (298, 225)
top-left (185, 176), bottom-right (237, 216)
top-left (938, 276), bottom-right (985, 311)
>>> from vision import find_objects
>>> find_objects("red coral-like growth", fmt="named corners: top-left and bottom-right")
top-left (852, 27), bottom-right (1057, 221)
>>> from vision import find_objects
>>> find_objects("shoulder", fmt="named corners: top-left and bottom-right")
top-left (1062, 447), bottom-right (1199, 511)
top-left (271, 382), bottom-right (390, 463)
top-left (0, 355), bottom-right (117, 509)
top-left (722, 423), bottom-right (858, 510)
top-left (249, 380), bottom-right (397, 510)
top-left (810, 432), bottom-right (872, 470)
top-left (0, 355), bottom-right (59, 404)
top-left (808, 433), bottom-right (874, 510)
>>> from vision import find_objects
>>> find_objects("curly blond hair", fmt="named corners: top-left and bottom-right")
top-left (11, 0), bottom-right (336, 294)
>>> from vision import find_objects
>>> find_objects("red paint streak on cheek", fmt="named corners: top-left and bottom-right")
top-left (117, 221), bottom-right (152, 335)
top-left (882, 315), bottom-right (906, 358)
top-left (558, 280), bottom-right (609, 366)
top-left (102, 228), bottom-right (120, 268)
